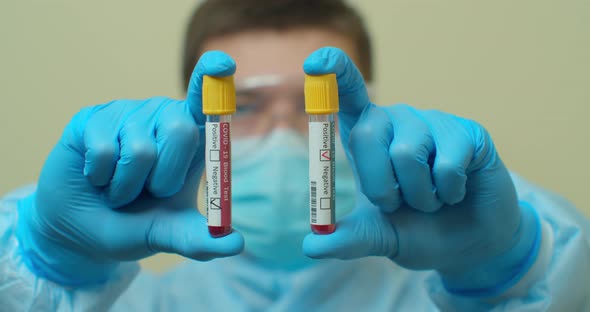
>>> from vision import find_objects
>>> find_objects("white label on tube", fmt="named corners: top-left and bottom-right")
top-left (205, 122), bottom-right (231, 227)
top-left (309, 121), bottom-right (335, 225)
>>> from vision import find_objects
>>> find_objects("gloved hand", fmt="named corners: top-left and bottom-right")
top-left (16, 51), bottom-right (244, 286)
top-left (302, 47), bottom-right (541, 296)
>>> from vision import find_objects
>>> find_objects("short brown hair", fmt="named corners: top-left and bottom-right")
top-left (182, 0), bottom-right (373, 89)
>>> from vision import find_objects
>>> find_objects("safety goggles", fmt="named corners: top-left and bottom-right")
top-left (232, 74), bottom-right (308, 138)
top-left (231, 74), bottom-right (374, 139)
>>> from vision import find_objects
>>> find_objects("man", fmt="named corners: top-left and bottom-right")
top-left (1, 0), bottom-right (589, 310)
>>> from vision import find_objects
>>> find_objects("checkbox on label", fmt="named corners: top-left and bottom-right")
top-left (320, 149), bottom-right (331, 161)
top-left (320, 197), bottom-right (331, 210)
top-left (210, 198), bottom-right (221, 209)
top-left (210, 150), bottom-right (220, 162)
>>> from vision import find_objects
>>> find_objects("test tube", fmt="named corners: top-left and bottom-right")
top-left (203, 75), bottom-right (236, 238)
top-left (304, 73), bottom-right (339, 235)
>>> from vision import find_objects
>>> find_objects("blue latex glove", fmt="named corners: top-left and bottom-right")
top-left (302, 47), bottom-right (541, 296)
top-left (16, 51), bottom-right (244, 286)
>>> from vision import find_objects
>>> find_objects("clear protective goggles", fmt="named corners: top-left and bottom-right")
top-left (232, 74), bottom-right (375, 138)
top-left (230, 74), bottom-right (374, 156)
top-left (233, 74), bottom-right (309, 139)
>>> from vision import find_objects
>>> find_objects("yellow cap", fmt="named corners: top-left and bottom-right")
top-left (202, 75), bottom-right (236, 115)
top-left (304, 73), bottom-right (339, 114)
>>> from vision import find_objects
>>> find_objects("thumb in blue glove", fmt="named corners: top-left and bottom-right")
top-left (16, 51), bottom-right (244, 286)
top-left (302, 47), bottom-right (541, 297)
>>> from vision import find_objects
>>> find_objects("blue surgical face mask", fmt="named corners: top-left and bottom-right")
top-left (232, 129), bottom-right (356, 270)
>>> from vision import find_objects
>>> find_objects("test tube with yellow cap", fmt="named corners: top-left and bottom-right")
top-left (305, 73), bottom-right (339, 235)
top-left (203, 75), bottom-right (236, 238)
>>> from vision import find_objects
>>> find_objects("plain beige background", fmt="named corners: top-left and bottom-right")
top-left (1, 1), bottom-right (588, 272)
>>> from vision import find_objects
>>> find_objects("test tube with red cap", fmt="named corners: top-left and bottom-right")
top-left (203, 75), bottom-right (236, 237)
top-left (304, 73), bottom-right (339, 235)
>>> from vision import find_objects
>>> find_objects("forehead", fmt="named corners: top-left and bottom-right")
top-left (201, 27), bottom-right (359, 80)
